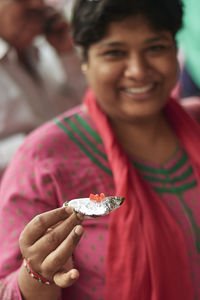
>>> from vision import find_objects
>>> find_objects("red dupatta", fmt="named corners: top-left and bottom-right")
top-left (84, 89), bottom-right (198, 300)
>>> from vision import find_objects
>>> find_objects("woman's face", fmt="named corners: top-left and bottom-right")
top-left (84, 15), bottom-right (178, 123)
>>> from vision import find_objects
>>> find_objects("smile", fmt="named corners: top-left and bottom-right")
top-left (122, 84), bottom-right (154, 94)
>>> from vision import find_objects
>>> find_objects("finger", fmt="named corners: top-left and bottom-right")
top-left (31, 212), bottom-right (84, 258)
top-left (45, 21), bottom-right (69, 36)
top-left (26, 0), bottom-right (45, 10)
top-left (20, 207), bottom-right (73, 246)
top-left (53, 269), bottom-right (79, 288)
top-left (46, 35), bottom-right (73, 53)
top-left (44, 15), bottom-right (61, 33)
top-left (42, 225), bottom-right (84, 276)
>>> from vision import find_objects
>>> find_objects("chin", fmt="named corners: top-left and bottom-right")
top-left (117, 106), bottom-right (163, 122)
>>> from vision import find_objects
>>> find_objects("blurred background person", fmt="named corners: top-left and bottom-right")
top-left (0, 0), bottom-right (87, 178)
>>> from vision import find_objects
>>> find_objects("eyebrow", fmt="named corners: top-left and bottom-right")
top-left (98, 34), bottom-right (172, 49)
top-left (98, 42), bottom-right (124, 49)
top-left (144, 35), bottom-right (172, 44)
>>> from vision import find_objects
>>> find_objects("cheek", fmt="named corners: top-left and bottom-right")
top-left (87, 62), bottom-right (122, 90)
top-left (162, 55), bottom-right (178, 79)
top-left (155, 55), bottom-right (178, 90)
top-left (167, 63), bottom-right (178, 90)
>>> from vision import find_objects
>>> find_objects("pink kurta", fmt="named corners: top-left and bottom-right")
top-left (0, 105), bottom-right (200, 299)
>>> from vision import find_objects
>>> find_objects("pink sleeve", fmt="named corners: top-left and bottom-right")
top-left (0, 133), bottom-right (59, 299)
top-left (0, 270), bottom-right (23, 300)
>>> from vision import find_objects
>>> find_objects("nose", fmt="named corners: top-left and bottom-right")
top-left (124, 54), bottom-right (150, 81)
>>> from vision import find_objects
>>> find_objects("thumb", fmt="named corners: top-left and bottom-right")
top-left (53, 269), bottom-right (79, 288)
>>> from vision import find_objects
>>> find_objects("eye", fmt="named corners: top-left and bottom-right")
top-left (148, 45), bottom-right (167, 52)
top-left (103, 49), bottom-right (125, 57)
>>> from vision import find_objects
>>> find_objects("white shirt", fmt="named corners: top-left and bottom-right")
top-left (0, 37), bottom-right (87, 174)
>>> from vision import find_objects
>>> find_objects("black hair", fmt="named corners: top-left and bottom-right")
top-left (71, 0), bottom-right (183, 60)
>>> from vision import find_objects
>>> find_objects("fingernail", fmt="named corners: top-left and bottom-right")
top-left (65, 206), bottom-right (73, 214)
top-left (75, 225), bottom-right (84, 236)
top-left (70, 271), bottom-right (78, 280)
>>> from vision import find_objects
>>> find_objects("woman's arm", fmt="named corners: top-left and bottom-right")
top-left (0, 132), bottom-right (84, 300)
top-left (17, 207), bottom-right (84, 300)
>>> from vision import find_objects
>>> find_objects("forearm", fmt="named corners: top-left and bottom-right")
top-left (18, 264), bottom-right (61, 300)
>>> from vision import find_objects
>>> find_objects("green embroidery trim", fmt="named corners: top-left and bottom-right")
top-left (161, 142), bottom-right (180, 163)
top-left (56, 116), bottom-right (200, 252)
top-left (154, 180), bottom-right (197, 194)
top-left (64, 117), bottom-right (107, 161)
top-left (54, 119), bottom-right (112, 176)
top-left (133, 151), bottom-right (187, 175)
top-left (177, 192), bottom-right (200, 254)
top-left (144, 166), bottom-right (193, 184)
top-left (73, 114), bottom-right (103, 144)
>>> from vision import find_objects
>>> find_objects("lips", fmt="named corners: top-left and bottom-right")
top-left (122, 83), bottom-right (154, 95)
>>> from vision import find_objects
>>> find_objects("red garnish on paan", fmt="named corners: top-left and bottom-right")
top-left (89, 193), bottom-right (105, 202)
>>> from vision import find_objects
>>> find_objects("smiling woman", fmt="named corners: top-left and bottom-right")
top-left (2, 0), bottom-right (200, 300)
top-left (83, 16), bottom-right (178, 123)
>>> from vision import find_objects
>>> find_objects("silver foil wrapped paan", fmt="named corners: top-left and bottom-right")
top-left (63, 196), bottom-right (125, 218)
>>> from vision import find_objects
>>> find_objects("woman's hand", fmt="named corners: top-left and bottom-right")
top-left (19, 206), bottom-right (84, 288)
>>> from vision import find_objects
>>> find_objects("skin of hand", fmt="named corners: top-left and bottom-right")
top-left (44, 6), bottom-right (73, 54)
top-left (18, 206), bottom-right (84, 299)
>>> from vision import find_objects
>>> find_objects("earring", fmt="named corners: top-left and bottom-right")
top-left (81, 64), bottom-right (88, 73)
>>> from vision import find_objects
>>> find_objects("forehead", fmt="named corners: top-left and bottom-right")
top-left (96, 15), bottom-right (173, 47)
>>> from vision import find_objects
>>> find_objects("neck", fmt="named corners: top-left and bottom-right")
top-left (17, 48), bottom-right (40, 82)
top-left (110, 113), bottom-right (178, 164)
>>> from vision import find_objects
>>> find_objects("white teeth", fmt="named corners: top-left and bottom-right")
top-left (124, 84), bottom-right (153, 94)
